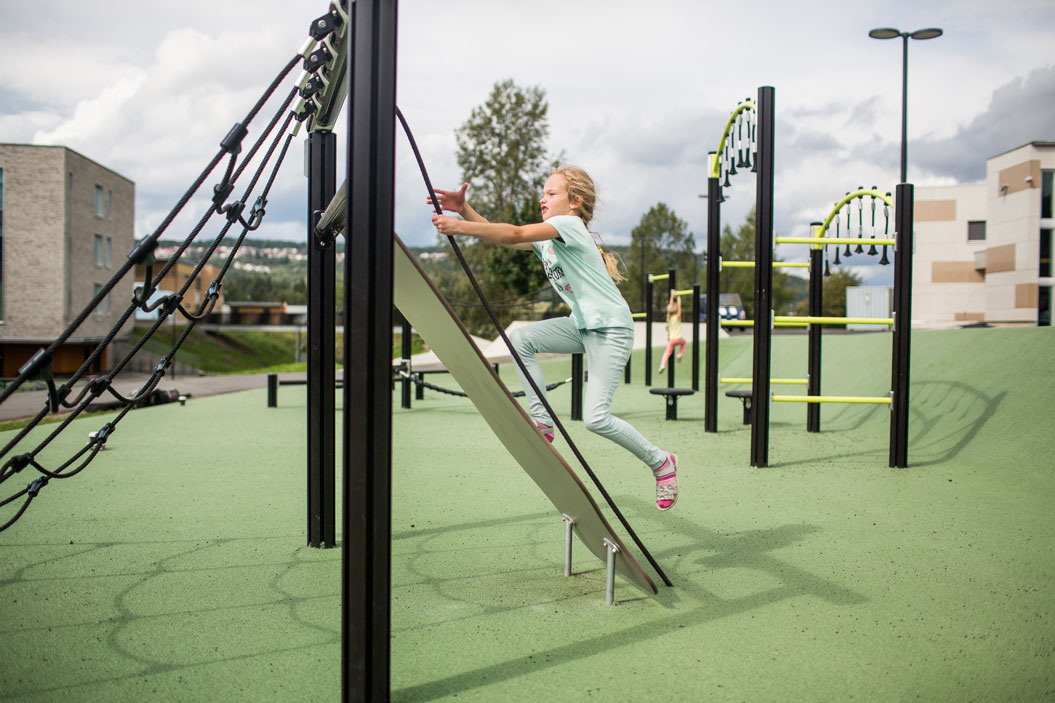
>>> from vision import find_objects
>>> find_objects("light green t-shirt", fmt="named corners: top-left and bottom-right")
top-left (532, 215), bottom-right (633, 330)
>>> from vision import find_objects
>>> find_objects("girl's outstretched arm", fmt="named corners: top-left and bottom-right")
top-left (432, 214), bottom-right (557, 250)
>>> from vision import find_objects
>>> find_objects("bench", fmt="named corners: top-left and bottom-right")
top-left (725, 389), bottom-right (753, 425)
top-left (649, 387), bottom-right (695, 420)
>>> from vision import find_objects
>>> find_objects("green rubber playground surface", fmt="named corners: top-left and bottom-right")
top-left (1, 327), bottom-right (1053, 701)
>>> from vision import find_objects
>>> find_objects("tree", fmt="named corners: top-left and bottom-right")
top-left (620, 203), bottom-right (698, 316)
top-left (714, 207), bottom-right (800, 318)
top-left (794, 268), bottom-right (863, 320)
top-left (456, 79), bottom-right (549, 223)
top-left (436, 79), bottom-right (556, 336)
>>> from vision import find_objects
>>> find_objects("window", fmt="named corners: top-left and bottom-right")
top-left (967, 221), bottom-right (986, 242)
top-left (94, 234), bottom-right (104, 266)
top-left (1042, 170), bottom-right (1053, 220)
top-left (1041, 229), bottom-right (1052, 326)
top-left (107, 189), bottom-right (113, 220)
top-left (106, 237), bottom-right (112, 268)
top-left (94, 184), bottom-right (104, 217)
top-left (93, 283), bottom-right (104, 315)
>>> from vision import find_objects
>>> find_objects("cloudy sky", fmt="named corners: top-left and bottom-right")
top-left (2, 0), bottom-right (1053, 287)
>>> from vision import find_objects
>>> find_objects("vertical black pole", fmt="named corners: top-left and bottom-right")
top-left (624, 358), bottom-right (631, 384)
top-left (750, 86), bottom-right (775, 468)
top-left (900, 34), bottom-right (909, 185)
top-left (267, 372), bottom-right (278, 408)
top-left (890, 183), bottom-right (913, 468)
top-left (704, 171), bottom-right (721, 432)
top-left (571, 353), bottom-right (583, 421)
top-left (343, 1), bottom-right (397, 700)
top-left (308, 130), bottom-right (337, 549)
top-left (400, 311), bottom-right (412, 409)
top-left (644, 279), bottom-right (653, 386)
top-left (666, 269), bottom-right (676, 389)
top-left (691, 283), bottom-right (700, 391)
top-left (806, 224), bottom-right (823, 433)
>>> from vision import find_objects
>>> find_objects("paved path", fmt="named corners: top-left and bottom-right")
top-left (0, 371), bottom-right (306, 423)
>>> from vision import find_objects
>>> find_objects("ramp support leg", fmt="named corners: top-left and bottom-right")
top-left (604, 538), bottom-right (620, 605)
top-left (562, 514), bottom-right (574, 577)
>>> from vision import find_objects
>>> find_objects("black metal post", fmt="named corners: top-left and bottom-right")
top-left (644, 278), bottom-right (653, 386)
top-left (267, 372), bottom-right (278, 407)
top-left (571, 353), bottom-right (584, 421)
top-left (624, 358), bottom-right (631, 384)
top-left (806, 226), bottom-right (823, 433)
top-left (704, 173), bottom-right (721, 432)
top-left (307, 130), bottom-right (338, 549)
top-left (750, 86), bottom-right (775, 468)
top-left (691, 283), bottom-right (700, 391)
top-left (889, 183), bottom-right (913, 468)
top-left (900, 34), bottom-right (909, 184)
top-left (343, 1), bottom-right (397, 700)
top-left (400, 311), bottom-right (412, 409)
top-left (666, 269), bottom-right (676, 389)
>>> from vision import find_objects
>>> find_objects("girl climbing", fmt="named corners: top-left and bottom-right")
top-left (430, 166), bottom-right (679, 511)
top-left (658, 289), bottom-right (687, 373)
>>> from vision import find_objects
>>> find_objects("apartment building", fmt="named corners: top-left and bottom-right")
top-left (0, 144), bottom-right (136, 376)
top-left (913, 142), bottom-right (1054, 326)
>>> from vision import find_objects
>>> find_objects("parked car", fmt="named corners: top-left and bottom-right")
top-left (698, 293), bottom-right (746, 331)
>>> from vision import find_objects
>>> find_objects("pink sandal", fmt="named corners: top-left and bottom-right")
top-left (653, 453), bottom-right (678, 511)
top-left (537, 422), bottom-right (554, 444)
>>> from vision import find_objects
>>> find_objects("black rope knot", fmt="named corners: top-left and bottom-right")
top-left (7, 454), bottom-right (33, 476)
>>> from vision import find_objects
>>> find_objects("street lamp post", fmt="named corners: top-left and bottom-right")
top-left (868, 27), bottom-right (943, 184)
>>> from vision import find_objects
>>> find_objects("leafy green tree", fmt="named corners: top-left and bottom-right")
top-left (456, 79), bottom-right (549, 223)
top-left (436, 78), bottom-right (557, 336)
top-left (621, 203), bottom-right (698, 315)
top-left (794, 268), bottom-right (863, 319)
top-left (713, 208), bottom-right (800, 318)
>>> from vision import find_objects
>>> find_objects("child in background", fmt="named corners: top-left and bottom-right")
top-left (658, 289), bottom-right (686, 373)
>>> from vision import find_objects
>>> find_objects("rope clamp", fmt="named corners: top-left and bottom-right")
top-left (26, 477), bottom-right (46, 498)
top-left (304, 46), bottom-right (332, 73)
top-left (220, 122), bottom-right (247, 155)
top-left (308, 10), bottom-right (342, 41)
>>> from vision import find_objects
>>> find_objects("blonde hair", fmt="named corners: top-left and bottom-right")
top-left (550, 164), bottom-right (625, 283)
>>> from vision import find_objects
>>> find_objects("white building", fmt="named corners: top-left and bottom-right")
top-left (912, 142), bottom-right (1054, 326)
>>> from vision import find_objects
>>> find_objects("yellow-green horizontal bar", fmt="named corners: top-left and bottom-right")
top-left (720, 320), bottom-right (811, 327)
top-left (776, 237), bottom-right (896, 246)
top-left (674, 288), bottom-right (695, 297)
top-left (648, 273), bottom-right (670, 282)
top-left (773, 395), bottom-right (891, 404)
top-left (631, 312), bottom-right (647, 319)
top-left (775, 315), bottom-right (892, 325)
top-left (723, 260), bottom-right (810, 269)
top-left (720, 377), bottom-right (808, 385)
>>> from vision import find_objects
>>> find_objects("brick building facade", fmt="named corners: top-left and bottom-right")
top-left (0, 144), bottom-right (135, 376)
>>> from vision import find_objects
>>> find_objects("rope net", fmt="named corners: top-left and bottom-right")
top-left (0, 2), bottom-right (351, 532)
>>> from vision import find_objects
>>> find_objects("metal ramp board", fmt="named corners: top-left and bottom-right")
top-left (393, 235), bottom-right (657, 595)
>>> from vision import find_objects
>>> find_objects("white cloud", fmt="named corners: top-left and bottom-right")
top-left (2, 0), bottom-right (1053, 253)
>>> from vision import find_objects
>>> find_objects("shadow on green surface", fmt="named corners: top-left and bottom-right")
top-left (1, 536), bottom-right (339, 699)
top-left (394, 497), bottom-right (866, 702)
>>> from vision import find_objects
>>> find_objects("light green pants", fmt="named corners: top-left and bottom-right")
top-left (509, 316), bottom-right (667, 469)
